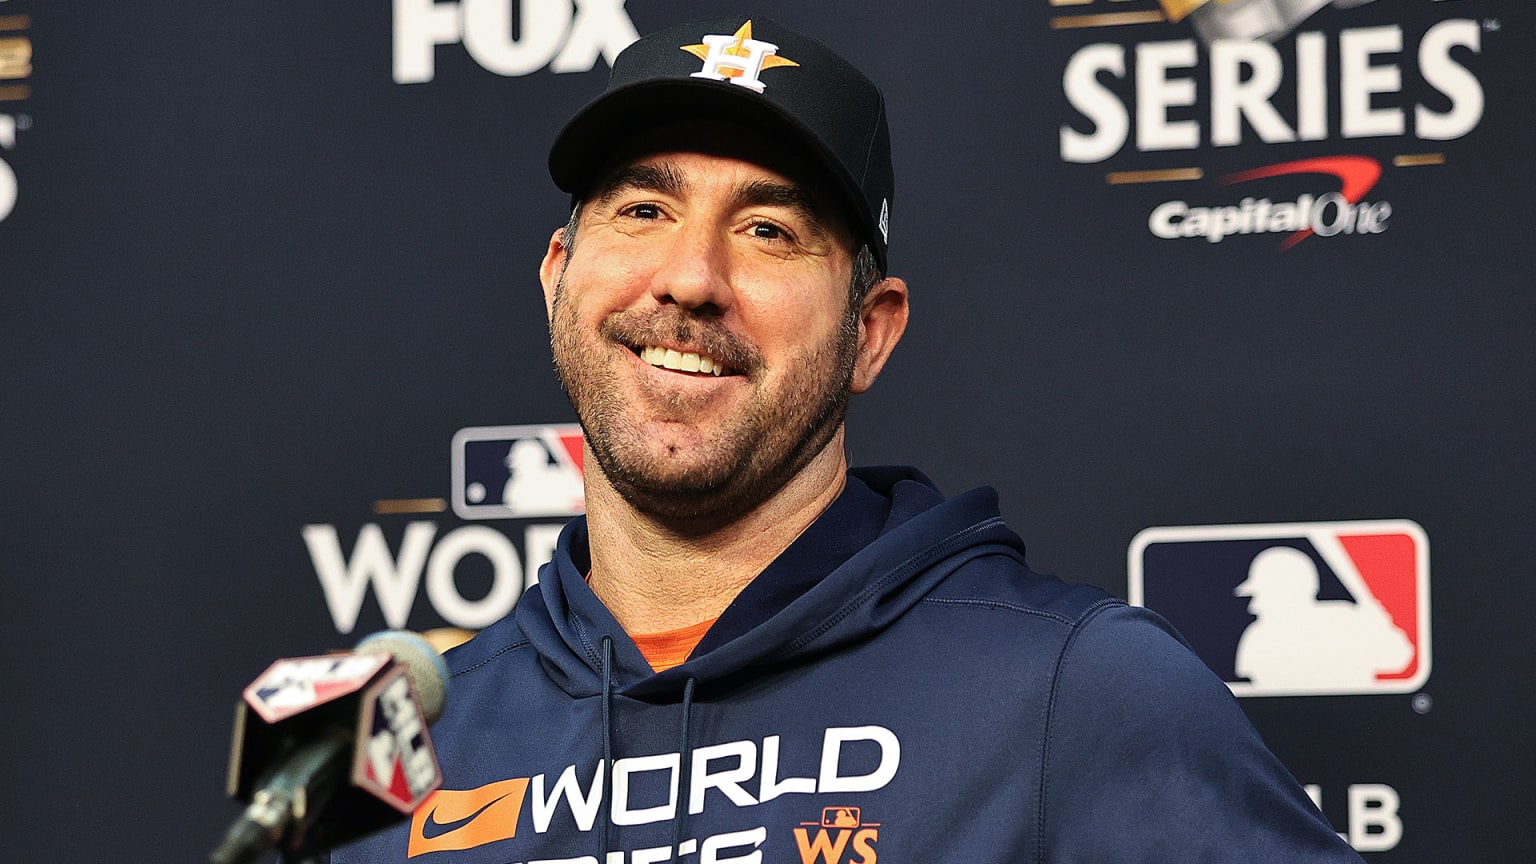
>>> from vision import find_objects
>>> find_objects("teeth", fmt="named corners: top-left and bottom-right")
top-left (640, 345), bottom-right (726, 376)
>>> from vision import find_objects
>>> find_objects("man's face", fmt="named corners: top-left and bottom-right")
top-left (542, 132), bottom-right (862, 526)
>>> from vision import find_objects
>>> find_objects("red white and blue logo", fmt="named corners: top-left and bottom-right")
top-left (451, 424), bottom-right (586, 520)
top-left (1129, 520), bottom-right (1430, 697)
top-left (353, 666), bottom-right (442, 813)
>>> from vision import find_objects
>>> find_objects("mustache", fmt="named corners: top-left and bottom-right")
top-left (600, 308), bottom-right (763, 374)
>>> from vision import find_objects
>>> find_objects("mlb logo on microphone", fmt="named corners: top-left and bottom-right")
top-left (451, 424), bottom-right (586, 520)
top-left (1129, 520), bottom-right (1430, 697)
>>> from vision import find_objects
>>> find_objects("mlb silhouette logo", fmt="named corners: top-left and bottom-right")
top-left (822, 807), bottom-right (861, 828)
top-left (1129, 520), bottom-right (1430, 697)
top-left (451, 424), bottom-right (586, 520)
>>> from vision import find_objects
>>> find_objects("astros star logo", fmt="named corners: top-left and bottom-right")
top-left (681, 21), bottom-right (799, 93)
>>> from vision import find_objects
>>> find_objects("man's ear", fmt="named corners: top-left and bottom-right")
top-left (850, 276), bottom-right (910, 394)
top-left (538, 227), bottom-right (569, 320)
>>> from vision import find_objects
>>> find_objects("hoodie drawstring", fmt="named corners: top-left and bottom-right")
top-left (595, 639), bottom-right (696, 864)
top-left (599, 635), bottom-right (615, 864)
top-left (670, 676), bottom-right (697, 863)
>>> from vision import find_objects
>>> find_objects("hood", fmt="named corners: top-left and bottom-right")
top-left (514, 466), bottom-right (1026, 701)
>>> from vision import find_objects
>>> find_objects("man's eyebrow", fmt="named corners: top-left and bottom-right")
top-left (591, 163), bottom-right (842, 240)
top-left (736, 179), bottom-right (836, 239)
top-left (592, 163), bottom-right (687, 208)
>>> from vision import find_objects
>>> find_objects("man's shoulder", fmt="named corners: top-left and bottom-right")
top-left (911, 541), bottom-right (1213, 679)
top-left (440, 613), bottom-right (534, 680)
top-left (921, 550), bottom-right (1126, 630)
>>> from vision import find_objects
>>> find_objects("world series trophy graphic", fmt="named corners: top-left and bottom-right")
top-left (1162, 0), bottom-right (1377, 43)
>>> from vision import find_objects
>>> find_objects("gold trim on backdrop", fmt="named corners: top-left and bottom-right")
top-left (1107, 167), bottom-right (1205, 184)
top-left (1051, 11), bottom-right (1167, 28)
top-left (0, 37), bottom-right (31, 79)
top-left (422, 628), bottom-right (478, 653)
top-left (1393, 153), bottom-right (1446, 167)
top-left (373, 498), bottom-right (449, 515)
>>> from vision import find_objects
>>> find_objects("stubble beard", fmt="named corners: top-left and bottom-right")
top-left (550, 273), bottom-right (860, 532)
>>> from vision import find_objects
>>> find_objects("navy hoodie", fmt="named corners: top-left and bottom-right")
top-left (331, 467), bottom-right (1362, 864)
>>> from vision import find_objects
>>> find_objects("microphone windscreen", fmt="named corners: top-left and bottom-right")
top-left (354, 630), bottom-right (450, 722)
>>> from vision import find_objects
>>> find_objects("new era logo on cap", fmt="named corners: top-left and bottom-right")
top-left (1129, 520), bottom-right (1430, 697)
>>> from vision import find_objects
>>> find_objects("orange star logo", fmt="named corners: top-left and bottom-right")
top-left (680, 20), bottom-right (799, 83)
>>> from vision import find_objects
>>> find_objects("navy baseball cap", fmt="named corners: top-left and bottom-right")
top-left (548, 17), bottom-right (894, 272)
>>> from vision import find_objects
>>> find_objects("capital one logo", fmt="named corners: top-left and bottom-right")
top-left (1148, 155), bottom-right (1391, 248)
top-left (1129, 520), bottom-right (1430, 697)
top-left (393, 0), bottom-right (639, 83)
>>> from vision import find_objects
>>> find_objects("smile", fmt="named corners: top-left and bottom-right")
top-left (638, 345), bottom-right (729, 376)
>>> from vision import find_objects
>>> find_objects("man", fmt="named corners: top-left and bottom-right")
top-left (334, 17), bottom-right (1364, 864)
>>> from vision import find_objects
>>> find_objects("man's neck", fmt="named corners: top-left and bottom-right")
top-left (581, 432), bottom-right (849, 635)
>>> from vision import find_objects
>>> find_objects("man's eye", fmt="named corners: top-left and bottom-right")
top-left (625, 204), bottom-right (661, 219)
top-left (749, 221), bottom-right (785, 240)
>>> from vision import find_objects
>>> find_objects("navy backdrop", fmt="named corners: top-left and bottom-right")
top-left (3, 0), bottom-right (1532, 860)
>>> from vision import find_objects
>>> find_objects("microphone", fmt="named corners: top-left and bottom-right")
top-left (210, 631), bottom-right (451, 864)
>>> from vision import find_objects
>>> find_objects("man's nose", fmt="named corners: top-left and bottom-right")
top-left (647, 221), bottom-right (732, 313)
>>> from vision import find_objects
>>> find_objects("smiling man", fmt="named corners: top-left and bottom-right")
top-left (330, 17), bottom-right (1365, 864)
top-left (539, 121), bottom-right (908, 636)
